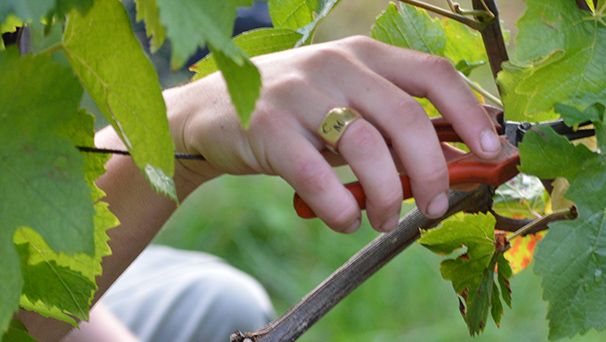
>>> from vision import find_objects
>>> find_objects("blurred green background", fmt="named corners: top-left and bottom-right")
top-left (147, 1), bottom-right (606, 341)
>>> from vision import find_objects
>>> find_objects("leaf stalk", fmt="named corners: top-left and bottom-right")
top-left (506, 207), bottom-right (577, 242)
top-left (398, 0), bottom-right (492, 31)
top-left (458, 71), bottom-right (503, 108)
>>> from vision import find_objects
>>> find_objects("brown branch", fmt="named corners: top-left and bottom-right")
top-left (472, 0), bottom-right (509, 87)
top-left (231, 185), bottom-right (495, 342)
top-left (490, 207), bottom-right (578, 237)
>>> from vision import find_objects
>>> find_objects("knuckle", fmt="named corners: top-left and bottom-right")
top-left (293, 158), bottom-right (332, 193)
top-left (422, 54), bottom-right (456, 78)
top-left (306, 44), bottom-right (356, 71)
top-left (327, 208), bottom-right (359, 233)
top-left (344, 122), bottom-right (382, 156)
top-left (341, 35), bottom-right (376, 49)
top-left (392, 98), bottom-right (427, 129)
top-left (415, 162), bottom-right (449, 189)
top-left (369, 186), bottom-right (403, 213)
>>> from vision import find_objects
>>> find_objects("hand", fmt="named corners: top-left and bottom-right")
top-left (166, 36), bottom-right (501, 234)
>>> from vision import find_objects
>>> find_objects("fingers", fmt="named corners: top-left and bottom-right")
top-left (345, 80), bottom-right (451, 219)
top-left (336, 120), bottom-right (402, 232)
top-left (241, 37), bottom-right (501, 232)
top-left (262, 127), bottom-right (363, 233)
top-left (341, 36), bottom-right (501, 159)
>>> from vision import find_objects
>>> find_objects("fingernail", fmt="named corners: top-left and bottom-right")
top-left (380, 214), bottom-right (400, 233)
top-left (426, 191), bottom-right (449, 218)
top-left (344, 218), bottom-right (361, 234)
top-left (480, 129), bottom-right (501, 154)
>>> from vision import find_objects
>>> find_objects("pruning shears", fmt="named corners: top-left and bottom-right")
top-left (293, 106), bottom-right (595, 219)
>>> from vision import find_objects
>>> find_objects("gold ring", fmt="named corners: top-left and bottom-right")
top-left (318, 107), bottom-right (362, 153)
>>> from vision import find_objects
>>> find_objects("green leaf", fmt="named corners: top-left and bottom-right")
top-left (518, 126), bottom-right (595, 180)
top-left (62, 0), bottom-right (176, 200)
top-left (0, 47), bottom-right (94, 333)
top-left (498, 0), bottom-right (606, 121)
top-left (419, 213), bottom-right (512, 335)
top-left (555, 102), bottom-right (606, 153)
top-left (0, 1), bottom-right (54, 25)
top-left (14, 109), bottom-right (117, 324)
top-left (294, 0), bottom-right (340, 46)
top-left (191, 28), bottom-right (303, 80)
top-left (0, 14), bottom-right (22, 50)
top-left (2, 319), bottom-right (37, 342)
top-left (16, 242), bottom-right (96, 322)
top-left (371, 2), bottom-right (446, 56)
top-left (371, 2), bottom-right (488, 78)
top-left (155, 0), bottom-right (250, 69)
top-left (19, 292), bottom-right (78, 328)
top-left (268, 0), bottom-right (320, 30)
top-left (554, 103), bottom-right (603, 127)
top-left (497, 253), bottom-right (512, 307)
top-left (51, 0), bottom-right (94, 18)
top-left (519, 126), bottom-right (606, 339)
top-left (134, 0), bottom-right (166, 53)
top-left (207, 45), bottom-right (261, 129)
top-left (154, 0), bottom-right (263, 126)
top-left (442, 18), bottom-right (486, 76)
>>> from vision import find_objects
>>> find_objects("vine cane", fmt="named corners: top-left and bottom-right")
top-left (230, 185), bottom-right (494, 342)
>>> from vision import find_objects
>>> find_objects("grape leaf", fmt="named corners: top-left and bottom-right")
top-left (134, 0), bottom-right (166, 53)
top-left (0, 1), bottom-right (54, 26)
top-left (371, 2), bottom-right (487, 76)
top-left (419, 213), bottom-right (512, 335)
top-left (13, 110), bottom-right (116, 325)
top-left (372, 2), bottom-right (446, 56)
top-left (19, 296), bottom-right (77, 328)
top-left (191, 28), bottom-right (303, 81)
top-left (519, 126), bottom-right (606, 339)
top-left (268, 0), bottom-right (321, 30)
top-left (0, 48), bottom-right (94, 333)
top-left (555, 102), bottom-right (606, 153)
top-left (62, 0), bottom-right (177, 200)
top-left (492, 175), bottom-right (548, 219)
top-left (51, 0), bottom-right (94, 18)
top-left (154, 0), bottom-right (262, 126)
top-left (505, 232), bottom-right (545, 274)
top-left (16, 242), bottom-right (96, 322)
top-left (0, 14), bottom-right (22, 50)
top-left (2, 320), bottom-right (37, 342)
top-left (154, 0), bottom-right (252, 69)
top-left (497, 0), bottom-right (606, 121)
top-left (294, 0), bottom-right (340, 46)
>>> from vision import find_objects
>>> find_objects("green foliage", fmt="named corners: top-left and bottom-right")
top-left (0, 48), bottom-right (96, 334)
top-left (372, 2), bottom-right (446, 56)
top-left (0, 1), bottom-right (54, 26)
top-left (3, 320), bottom-right (36, 342)
top-left (2, 0), bottom-right (606, 341)
top-left (154, 0), bottom-right (261, 125)
top-left (189, 27), bottom-right (300, 126)
top-left (371, 2), bottom-right (487, 76)
top-left (191, 28), bottom-right (303, 80)
top-left (497, 0), bottom-right (606, 122)
top-left (519, 126), bottom-right (606, 339)
top-left (419, 213), bottom-right (512, 335)
top-left (268, 0), bottom-right (321, 29)
top-left (133, 0), bottom-right (165, 53)
top-left (268, 0), bottom-right (341, 45)
top-left (16, 242), bottom-right (96, 322)
top-left (62, 0), bottom-right (176, 200)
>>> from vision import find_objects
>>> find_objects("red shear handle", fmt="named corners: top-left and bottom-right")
top-left (293, 137), bottom-right (519, 219)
